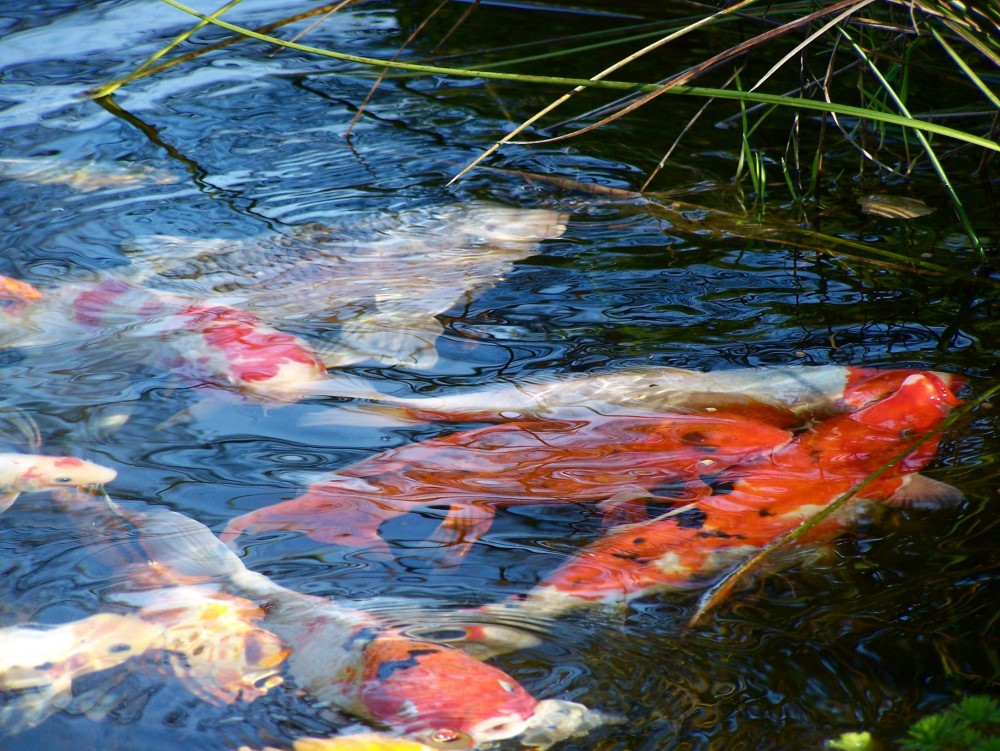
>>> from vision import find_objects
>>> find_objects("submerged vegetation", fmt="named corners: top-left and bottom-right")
top-left (826, 695), bottom-right (1000, 751)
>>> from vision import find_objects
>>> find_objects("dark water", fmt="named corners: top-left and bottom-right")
top-left (0, 2), bottom-right (997, 750)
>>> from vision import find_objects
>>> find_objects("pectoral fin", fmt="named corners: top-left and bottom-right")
top-left (0, 491), bottom-right (20, 514)
top-left (321, 312), bottom-right (442, 370)
top-left (425, 504), bottom-right (496, 563)
top-left (883, 473), bottom-right (964, 510)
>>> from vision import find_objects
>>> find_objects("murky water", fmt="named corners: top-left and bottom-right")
top-left (0, 2), bottom-right (997, 750)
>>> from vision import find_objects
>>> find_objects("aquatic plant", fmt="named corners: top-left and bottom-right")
top-left (826, 695), bottom-right (1000, 751)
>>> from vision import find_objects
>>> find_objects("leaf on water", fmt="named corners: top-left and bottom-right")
top-left (858, 194), bottom-right (936, 219)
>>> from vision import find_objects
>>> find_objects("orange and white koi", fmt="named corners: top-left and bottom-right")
top-left (220, 411), bottom-right (795, 559)
top-left (490, 372), bottom-right (963, 617)
top-left (0, 452), bottom-right (117, 513)
top-left (0, 499), bottom-right (608, 748)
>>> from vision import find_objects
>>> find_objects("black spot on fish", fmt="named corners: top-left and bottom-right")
top-left (375, 648), bottom-right (441, 682)
top-left (612, 551), bottom-right (641, 562)
top-left (675, 508), bottom-right (708, 529)
top-left (696, 530), bottom-right (744, 540)
top-left (708, 480), bottom-right (737, 496)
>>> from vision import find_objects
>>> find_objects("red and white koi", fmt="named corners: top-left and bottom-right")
top-left (0, 452), bottom-right (117, 513)
top-left (491, 372), bottom-right (963, 617)
top-left (0, 275), bottom-right (330, 401)
top-left (220, 411), bottom-right (795, 559)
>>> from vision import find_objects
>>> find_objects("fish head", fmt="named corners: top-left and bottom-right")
top-left (1, 453), bottom-right (117, 492)
top-left (850, 372), bottom-right (960, 434)
top-left (841, 367), bottom-right (966, 412)
top-left (358, 633), bottom-right (539, 747)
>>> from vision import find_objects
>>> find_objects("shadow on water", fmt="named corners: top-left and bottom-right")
top-left (0, 1), bottom-right (997, 750)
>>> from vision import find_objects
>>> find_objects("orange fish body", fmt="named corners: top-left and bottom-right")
top-left (510, 372), bottom-right (962, 614)
top-left (221, 412), bottom-right (794, 558)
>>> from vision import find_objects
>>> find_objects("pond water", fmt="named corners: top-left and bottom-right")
top-left (0, 2), bottom-right (997, 750)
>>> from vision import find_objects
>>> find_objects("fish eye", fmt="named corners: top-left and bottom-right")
top-left (421, 728), bottom-right (473, 750)
top-left (54, 476), bottom-right (73, 483)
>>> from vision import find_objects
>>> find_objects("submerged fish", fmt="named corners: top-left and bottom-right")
top-left (0, 452), bottom-right (117, 513)
top-left (220, 411), bottom-right (794, 560)
top-left (123, 203), bottom-right (568, 370)
top-left (0, 498), bottom-right (607, 748)
top-left (0, 157), bottom-right (179, 192)
top-left (0, 276), bottom-right (330, 401)
top-left (305, 364), bottom-right (965, 422)
top-left (488, 372), bottom-right (963, 617)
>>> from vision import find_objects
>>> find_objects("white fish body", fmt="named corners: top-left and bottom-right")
top-left (123, 203), bottom-right (568, 369)
top-left (303, 364), bottom-right (964, 423)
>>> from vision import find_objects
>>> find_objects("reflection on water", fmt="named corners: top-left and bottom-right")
top-left (0, 2), bottom-right (997, 751)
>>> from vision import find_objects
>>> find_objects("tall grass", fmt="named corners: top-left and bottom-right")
top-left (99, 0), bottom-right (998, 259)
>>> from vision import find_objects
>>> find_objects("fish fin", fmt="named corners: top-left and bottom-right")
top-left (321, 313), bottom-right (442, 370)
top-left (108, 502), bottom-right (263, 589)
top-left (424, 505), bottom-right (496, 563)
top-left (882, 474), bottom-right (964, 510)
top-left (0, 491), bottom-right (20, 514)
top-left (522, 699), bottom-right (624, 750)
top-left (596, 487), bottom-right (657, 527)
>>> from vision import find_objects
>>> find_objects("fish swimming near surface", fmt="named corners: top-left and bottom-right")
top-left (122, 202), bottom-right (568, 370)
top-left (0, 157), bottom-right (179, 193)
top-left (0, 452), bottom-right (117, 513)
top-left (0, 497), bottom-right (609, 749)
top-left (482, 372), bottom-right (964, 618)
top-left (0, 275), bottom-right (333, 401)
top-left (220, 411), bottom-right (795, 560)
top-left (303, 364), bottom-right (965, 423)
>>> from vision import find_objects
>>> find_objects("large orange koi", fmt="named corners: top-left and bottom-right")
top-left (492, 372), bottom-right (963, 616)
top-left (220, 411), bottom-right (795, 559)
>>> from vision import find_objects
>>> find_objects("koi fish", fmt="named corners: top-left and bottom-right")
top-left (0, 452), bottom-right (117, 513)
top-left (220, 411), bottom-right (794, 560)
top-left (490, 372), bottom-right (963, 617)
top-left (0, 276), bottom-right (330, 401)
top-left (0, 157), bottom-right (179, 192)
top-left (0, 498), bottom-right (608, 748)
top-left (303, 364), bottom-right (965, 423)
top-left (123, 203), bottom-right (568, 370)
